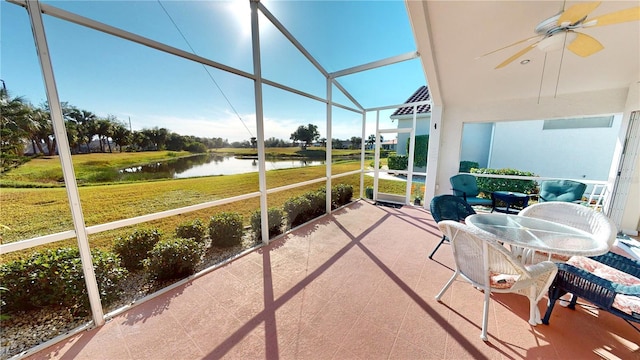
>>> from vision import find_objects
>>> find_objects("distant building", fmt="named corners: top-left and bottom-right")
top-left (390, 85), bottom-right (431, 156)
top-left (381, 138), bottom-right (397, 151)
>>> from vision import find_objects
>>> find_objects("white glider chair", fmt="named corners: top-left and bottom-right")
top-left (435, 220), bottom-right (557, 341)
top-left (518, 202), bottom-right (617, 263)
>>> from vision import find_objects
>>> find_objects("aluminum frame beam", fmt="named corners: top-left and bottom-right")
top-left (8, 0), bottom-right (254, 81)
top-left (256, 1), bottom-right (364, 112)
top-left (24, 0), bottom-right (104, 326)
top-left (250, 0), bottom-right (270, 244)
top-left (329, 51), bottom-right (419, 79)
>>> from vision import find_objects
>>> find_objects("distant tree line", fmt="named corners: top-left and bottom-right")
top-left (1, 87), bottom-right (380, 171)
top-left (288, 123), bottom-right (376, 150)
top-left (0, 88), bottom-right (235, 170)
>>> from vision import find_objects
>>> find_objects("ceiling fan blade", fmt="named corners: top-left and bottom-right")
top-left (584, 6), bottom-right (640, 27)
top-left (567, 32), bottom-right (604, 57)
top-left (477, 35), bottom-right (541, 59)
top-left (495, 42), bottom-right (540, 69)
top-left (558, 1), bottom-right (601, 26)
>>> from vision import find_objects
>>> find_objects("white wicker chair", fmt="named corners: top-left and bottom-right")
top-left (435, 220), bottom-right (558, 341)
top-left (518, 202), bottom-right (617, 262)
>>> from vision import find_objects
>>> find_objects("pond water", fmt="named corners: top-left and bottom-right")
top-left (120, 154), bottom-right (325, 179)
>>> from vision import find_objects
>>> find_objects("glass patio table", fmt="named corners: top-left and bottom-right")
top-left (466, 213), bottom-right (610, 324)
top-left (466, 213), bottom-right (610, 260)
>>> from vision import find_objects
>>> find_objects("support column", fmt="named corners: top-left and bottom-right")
top-left (359, 112), bottom-right (366, 199)
top-left (250, 0), bottom-right (269, 244)
top-left (326, 78), bottom-right (332, 214)
top-left (25, 0), bottom-right (104, 325)
top-left (406, 105), bottom-right (417, 204)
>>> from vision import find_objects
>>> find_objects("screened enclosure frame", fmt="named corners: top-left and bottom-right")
top-left (2, 0), bottom-right (430, 334)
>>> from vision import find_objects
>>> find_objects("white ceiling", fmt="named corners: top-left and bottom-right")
top-left (406, 1), bottom-right (640, 107)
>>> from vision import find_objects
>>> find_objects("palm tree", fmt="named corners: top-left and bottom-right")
top-left (67, 108), bottom-right (97, 153)
top-left (0, 90), bottom-right (31, 154)
top-left (0, 89), bottom-right (35, 170)
top-left (111, 123), bottom-right (132, 152)
top-left (15, 104), bottom-right (44, 155)
top-left (366, 134), bottom-right (376, 149)
top-left (132, 130), bottom-right (152, 151)
top-left (29, 107), bottom-right (54, 155)
top-left (95, 118), bottom-right (114, 153)
top-left (142, 127), bottom-right (169, 151)
top-left (64, 120), bottom-right (81, 154)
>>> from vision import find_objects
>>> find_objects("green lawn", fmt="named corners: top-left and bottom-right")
top-left (0, 149), bottom-right (374, 188)
top-left (0, 151), bottom-right (191, 187)
top-left (0, 152), bottom-right (406, 262)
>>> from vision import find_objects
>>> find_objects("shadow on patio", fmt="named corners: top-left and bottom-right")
top-left (27, 201), bottom-right (639, 359)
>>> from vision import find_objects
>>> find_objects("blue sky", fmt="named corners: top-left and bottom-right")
top-left (1, 0), bottom-right (426, 142)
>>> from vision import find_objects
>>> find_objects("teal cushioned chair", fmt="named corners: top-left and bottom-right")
top-left (538, 180), bottom-right (586, 203)
top-left (449, 174), bottom-right (493, 206)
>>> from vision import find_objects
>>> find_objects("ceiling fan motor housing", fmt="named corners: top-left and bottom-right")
top-left (535, 14), bottom-right (561, 34)
top-left (535, 12), bottom-right (588, 37)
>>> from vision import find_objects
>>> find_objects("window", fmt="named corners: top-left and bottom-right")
top-left (543, 116), bottom-right (614, 130)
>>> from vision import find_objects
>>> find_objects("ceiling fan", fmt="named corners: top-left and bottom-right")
top-left (481, 1), bottom-right (640, 69)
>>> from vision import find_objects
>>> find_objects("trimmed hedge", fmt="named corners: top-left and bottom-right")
top-left (143, 238), bottom-right (202, 281)
top-left (331, 184), bottom-right (353, 208)
top-left (365, 186), bottom-right (374, 199)
top-left (0, 248), bottom-right (127, 313)
top-left (388, 155), bottom-right (408, 170)
top-left (459, 161), bottom-right (479, 173)
top-left (283, 195), bottom-right (313, 227)
top-left (209, 212), bottom-right (244, 248)
top-left (250, 207), bottom-right (284, 240)
top-left (113, 228), bottom-right (162, 270)
top-left (283, 189), bottom-right (327, 227)
top-left (471, 168), bottom-right (538, 194)
top-left (407, 134), bottom-right (429, 168)
top-left (175, 218), bottom-right (206, 243)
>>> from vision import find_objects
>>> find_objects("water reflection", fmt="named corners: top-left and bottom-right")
top-left (120, 154), bottom-right (324, 180)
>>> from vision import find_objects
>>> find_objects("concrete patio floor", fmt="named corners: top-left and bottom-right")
top-left (27, 200), bottom-right (639, 359)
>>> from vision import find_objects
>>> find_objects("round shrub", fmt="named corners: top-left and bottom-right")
top-left (175, 218), bottom-right (205, 243)
top-left (209, 212), bottom-right (244, 248)
top-left (250, 207), bottom-right (284, 240)
top-left (0, 248), bottom-right (128, 314)
top-left (304, 190), bottom-right (326, 219)
top-left (283, 196), bottom-right (312, 227)
top-left (332, 184), bottom-right (353, 208)
top-left (113, 228), bottom-right (162, 270)
top-left (143, 238), bottom-right (202, 281)
top-left (92, 250), bottom-right (129, 306)
top-left (365, 186), bottom-right (374, 199)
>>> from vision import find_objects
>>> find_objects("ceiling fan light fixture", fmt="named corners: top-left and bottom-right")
top-left (537, 32), bottom-right (578, 52)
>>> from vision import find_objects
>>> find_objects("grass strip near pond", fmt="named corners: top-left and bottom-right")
top-left (1, 161), bottom-right (407, 262)
top-left (0, 149), bottom-right (375, 188)
top-left (0, 151), bottom-right (191, 187)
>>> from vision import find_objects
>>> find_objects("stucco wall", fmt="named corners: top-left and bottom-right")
top-left (434, 87), bottom-right (629, 200)
top-left (487, 116), bottom-right (621, 180)
top-left (460, 123), bottom-right (493, 168)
